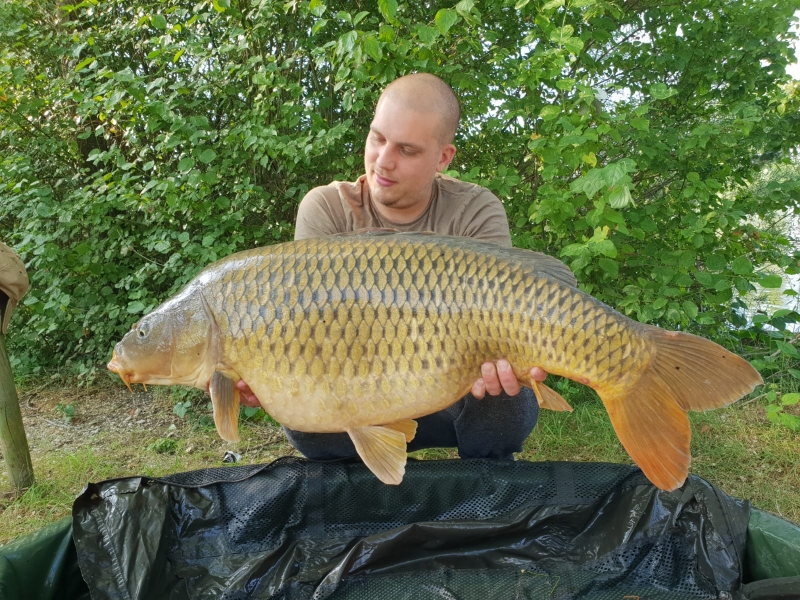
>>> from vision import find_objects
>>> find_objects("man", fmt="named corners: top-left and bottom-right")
top-left (238, 73), bottom-right (548, 461)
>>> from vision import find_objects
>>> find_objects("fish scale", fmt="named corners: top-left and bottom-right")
top-left (109, 231), bottom-right (762, 489)
top-left (212, 236), bottom-right (636, 429)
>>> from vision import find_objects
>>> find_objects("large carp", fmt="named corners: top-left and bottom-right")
top-left (108, 231), bottom-right (761, 490)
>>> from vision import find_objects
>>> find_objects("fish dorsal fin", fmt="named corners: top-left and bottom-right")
top-left (347, 425), bottom-right (409, 485)
top-left (531, 380), bottom-right (574, 412)
top-left (209, 371), bottom-right (241, 442)
top-left (498, 247), bottom-right (578, 288)
top-left (384, 419), bottom-right (418, 442)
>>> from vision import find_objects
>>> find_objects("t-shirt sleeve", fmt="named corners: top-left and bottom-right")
top-left (294, 186), bottom-right (346, 240)
top-left (457, 189), bottom-right (512, 247)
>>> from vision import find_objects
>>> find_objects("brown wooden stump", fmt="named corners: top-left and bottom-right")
top-left (0, 331), bottom-right (34, 492)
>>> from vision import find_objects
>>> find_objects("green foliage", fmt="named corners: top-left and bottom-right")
top-left (241, 404), bottom-right (280, 427)
top-left (55, 402), bottom-right (76, 424)
top-left (765, 390), bottom-right (800, 431)
top-left (148, 437), bottom-right (179, 454)
top-left (0, 0), bottom-right (798, 379)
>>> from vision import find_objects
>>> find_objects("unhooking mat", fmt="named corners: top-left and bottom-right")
top-left (64, 457), bottom-right (789, 599)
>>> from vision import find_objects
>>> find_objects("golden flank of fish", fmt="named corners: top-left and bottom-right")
top-left (108, 231), bottom-right (762, 489)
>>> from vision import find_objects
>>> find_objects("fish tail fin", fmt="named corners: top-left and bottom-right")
top-left (209, 371), bottom-right (241, 442)
top-left (598, 327), bottom-right (762, 491)
top-left (530, 379), bottom-right (574, 412)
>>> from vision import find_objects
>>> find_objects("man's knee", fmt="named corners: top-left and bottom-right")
top-left (282, 427), bottom-right (357, 461)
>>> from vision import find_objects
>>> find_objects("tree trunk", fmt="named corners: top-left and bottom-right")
top-left (0, 332), bottom-right (34, 492)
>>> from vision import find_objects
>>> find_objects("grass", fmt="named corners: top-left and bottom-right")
top-left (1, 379), bottom-right (799, 546)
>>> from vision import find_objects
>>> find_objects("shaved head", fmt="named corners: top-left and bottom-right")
top-left (377, 73), bottom-right (461, 145)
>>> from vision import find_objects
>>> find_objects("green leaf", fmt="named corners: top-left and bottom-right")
top-left (787, 369), bottom-right (800, 380)
top-left (592, 239), bottom-right (617, 258)
top-left (198, 149), bottom-right (216, 164)
top-left (127, 301), bottom-right (145, 314)
top-left (178, 157), bottom-right (195, 171)
top-left (114, 68), bottom-right (135, 82)
top-left (682, 301), bottom-right (699, 319)
top-left (514, 0), bottom-right (532, 9)
top-left (630, 117), bottom-right (650, 131)
top-left (563, 37), bottom-right (584, 54)
top-left (598, 257), bottom-right (619, 277)
top-left (759, 274), bottom-right (782, 288)
top-left (542, 0), bottom-right (565, 9)
top-left (649, 83), bottom-right (678, 100)
top-left (312, 19), bottom-right (328, 35)
top-left (378, 0), bottom-right (397, 21)
top-left (75, 56), bottom-right (95, 72)
top-left (363, 36), bottom-right (383, 62)
top-left (417, 25), bottom-right (439, 44)
top-left (571, 169), bottom-right (605, 199)
top-left (353, 11), bottom-right (370, 25)
top-left (435, 9), bottom-right (460, 34)
top-left (608, 185), bottom-right (632, 208)
top-left (151, 14), bottom-right (167, 29)
top-left (781, 393), bottom-right (800, 406)
top-left (705, 254), bottom-right (726, 272)
top-left (775, 340), bottom-right (798, 357)
top-left (339, 30), bottom-right (357, 54)
top-left (539, 105), bottom-right (561, 121)
top-left (731, 255), bottom-right (754, 275)
top-left (455, 0), bottom-right (475, 17)
top-left (549, 25), bottom-right (574, 44)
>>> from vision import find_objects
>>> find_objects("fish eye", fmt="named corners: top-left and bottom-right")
top-left (137, 322), bottom-right (150, 339)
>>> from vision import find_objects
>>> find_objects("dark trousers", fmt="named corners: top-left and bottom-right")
top-left (283, 388), bottom-right (539, 462)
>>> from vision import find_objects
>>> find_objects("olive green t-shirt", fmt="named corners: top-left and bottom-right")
top-left (294, 174), bottom-right (512, 247)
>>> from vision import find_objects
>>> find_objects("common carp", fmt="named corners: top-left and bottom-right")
top-left (108, 231), bottom-right (762, 490)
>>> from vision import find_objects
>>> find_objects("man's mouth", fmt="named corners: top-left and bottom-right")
top-left (374, 172), bottom-right (395, 187)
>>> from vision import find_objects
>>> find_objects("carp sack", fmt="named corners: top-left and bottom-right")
top-left (108, 231), bottom-right (762, 489)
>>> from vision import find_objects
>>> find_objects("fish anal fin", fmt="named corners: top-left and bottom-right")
top-left (599, 370), bottom-right (691, 492)
top-left (530, 379), bottom-right (573, 412)
top-left (384, 419), bottom-right (418, 442)
top-left (348, 425), bottom-right (408, 485)
top-left (646, 326), bottom-right (763, 411)
top-left (209, 371), bottom-right (240, 442)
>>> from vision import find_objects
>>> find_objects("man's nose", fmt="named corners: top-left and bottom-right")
top-left (375, 145), bottom-right (394, 170)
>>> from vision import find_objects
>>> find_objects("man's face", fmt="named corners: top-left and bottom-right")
top-left (364, 95), bottom-right (455, 220)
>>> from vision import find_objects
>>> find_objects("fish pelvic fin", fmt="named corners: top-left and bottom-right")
top-left (597, 326), bottom-right (762, 492)
top-left (384, 419), bottom-right (418, 442)
top-left (209, 371), bottom-right (240, 442)
top-left (531, 379), bottom-right (573, 412)
top-left (347, 425), bottom-right (409, 485)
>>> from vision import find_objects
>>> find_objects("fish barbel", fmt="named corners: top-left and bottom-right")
top-left (107, 231), bottom-right (762, 489)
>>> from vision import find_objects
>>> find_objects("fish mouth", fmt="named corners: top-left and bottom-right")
top-left (107, 350), bottom-right (142, 392)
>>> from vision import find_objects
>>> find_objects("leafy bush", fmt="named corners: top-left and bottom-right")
top-left (1, 0), bottom-right (798, 383)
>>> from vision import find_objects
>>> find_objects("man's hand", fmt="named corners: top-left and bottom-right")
top-left (236, 380), bottom-right (261, 408)
top-left (472, 360), bottom-right (547, 399)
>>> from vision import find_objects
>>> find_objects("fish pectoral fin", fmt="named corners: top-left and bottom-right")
top-left (209, 370), bottom-right (240, 442)
top-left (347, 425), bottom-right (409, 485)
top-left (599, 374), bottom-right (691, 492)
top-left (384, 419), bottom-right (418, 442)
top-left (531, 380), bottom-right (573, 412)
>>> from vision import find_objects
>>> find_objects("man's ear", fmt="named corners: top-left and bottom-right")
top-left (437, 144), bottom-right (456, 172)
